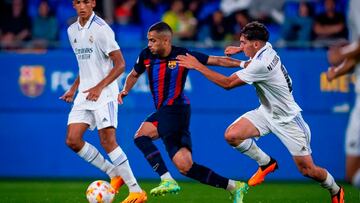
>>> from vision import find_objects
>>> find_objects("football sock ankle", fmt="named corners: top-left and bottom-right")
top-left (108, 146), bottom-right (142, 192)
top-left (134, 136), bottom-right (169, 176)
top-left (235, 139), bottom-right (270, 166)
top-left (160, 172), bottom-right (175, 181)
top-left (320, 171), bottom-right (340, 195)
top-left (77, 142), bottom-right (114, 176)
top-left (185, 162), bottom-right (228, 189)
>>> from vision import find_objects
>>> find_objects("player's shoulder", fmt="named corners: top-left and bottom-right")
top-left (172, 46), bottom-right (189, 56)
top-left (67, 21), bottom-right (78, 34)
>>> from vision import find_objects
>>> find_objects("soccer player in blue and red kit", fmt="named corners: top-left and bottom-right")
top-left (118, 22), bottom-right (248, 203)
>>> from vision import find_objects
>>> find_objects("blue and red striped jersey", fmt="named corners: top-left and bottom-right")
top-left (134, 46), bottom-right (209, 109)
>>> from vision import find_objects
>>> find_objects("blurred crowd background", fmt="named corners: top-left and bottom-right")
top-left (0, 0), bottom-right (350, 51)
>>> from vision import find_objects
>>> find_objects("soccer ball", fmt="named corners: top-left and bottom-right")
top-left (86, 180), bottom-right (115, 203)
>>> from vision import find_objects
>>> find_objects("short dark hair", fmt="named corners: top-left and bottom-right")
top-left (148, 22), bottom-right (173, 35)
top-left (240, 21), bottom-right (269, 42)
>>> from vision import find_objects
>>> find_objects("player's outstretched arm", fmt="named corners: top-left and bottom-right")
top-left (327, 58), bottom-right (358, 81)
top-left (83, 50), bottom-right (125, 101)
top-left (59, 75), bottom-right (79, 103)
top-left (177, 53), bottom-right (246, 90)
top-left (328, 40), bottom-right (360, 65)
top-left (207, 55), bottom-right (241, 67)
top-left (118, 69), bottom-right (141, 104)
top-left (224, 46), bottom-right (243, 56)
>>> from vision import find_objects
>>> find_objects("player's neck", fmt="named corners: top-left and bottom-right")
top-left (79, 13), bottom-right (92, 27)
top-left (160, 46), bottom-right (172, 58)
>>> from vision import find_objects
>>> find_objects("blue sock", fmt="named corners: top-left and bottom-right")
top-left (134, 136), bottom-right (168, 177)
top-left (185, 162), bottom-right (229, 189)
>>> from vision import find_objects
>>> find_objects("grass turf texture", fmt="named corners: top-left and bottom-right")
top-left (0, 180), bottom-right (358, 203)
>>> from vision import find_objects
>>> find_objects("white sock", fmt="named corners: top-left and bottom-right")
top-left (352, 168), bottom-right (360, 188)
top-left (320, 171), bottom-right (340, 195)
top-left (226, 179), bottom-right (236, 191)
top-left (77, 142), bottom-right (115, 177)
top-left (108, 146), bottom-right (142, 192)
top-left (160, 172), bottom-right (174, 181)
top-left (235, 139), bottom-right (270, 166)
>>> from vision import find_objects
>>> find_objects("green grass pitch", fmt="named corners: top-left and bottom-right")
top-left (0, 179), bottom-right (358, 203)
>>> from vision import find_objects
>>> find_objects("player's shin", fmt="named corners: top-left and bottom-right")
top-left (134, 136), bottom-right (171, 179)
top-left (184, 162), bottom-right (228, 189)
top-left (108, 146), bottom-right (142, 192)
top-left (235, 139), bottom-right (270, 165)
top-left (77, 142), bottom-right (115, 176)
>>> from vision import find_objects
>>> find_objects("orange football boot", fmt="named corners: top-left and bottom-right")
top-left (110, 176), bottom-right (125, 193)
top-left (121, 191), bottom-right (147, 203)
top-left (331, 187), bottom-right (344, 203)
top-left (248, 158), bottom-right (278, 186)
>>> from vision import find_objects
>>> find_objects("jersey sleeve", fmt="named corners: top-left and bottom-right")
top-left (97, 25), bottom-right (120, 56)
top-left (188, 51), bottom-right (209, 64)
top-left (235, 60), bottom-right (269, 84)
top-left (133, 50), bottom-right (146, 74)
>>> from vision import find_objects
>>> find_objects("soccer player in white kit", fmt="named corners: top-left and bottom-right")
top-left (326, 0), bottom-right (360, 189)
top-left (177, 22), bottom-right (344, 203)
top-left (59, 1), bottom-right (147, 202)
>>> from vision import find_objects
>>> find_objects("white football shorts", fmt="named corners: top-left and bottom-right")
top-left (345, 95), bottom-right (360, 155)
top-left (68, 100), bottom-right (118, 130)
top-left (241, 108), bottom-right (312, 156)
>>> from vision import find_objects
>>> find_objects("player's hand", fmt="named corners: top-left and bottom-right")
top-left (224, 46), bottom-right (242, 56)
top-left (176, 53), bottom-right (201, 70)
top-left (83, 85), bottom-right (103, 101)
top-left (326, 66), bottom-right (337, 81)
top-left (327, 47), bottom-right (344, 66)
top-left (59, 90), bottom-right (75, 103)
top-left (118, 90), bottom-right (128, 104)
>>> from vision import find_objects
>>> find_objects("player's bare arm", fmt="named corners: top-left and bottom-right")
top-left (224, 46), bottom-right (243, 56)
top-left (327, 58), bottom-right (358, 81)
top-left (118, 69), bottom-right (141, 104)
top-left (328, 40), bottom-right (360, 65)
top-left (177, 53), bottom-right (246, 90)
top-left (60, 75), bottom-right (79, 103)
top-left (83, 49), bottom-right (125, 101)
top-left (207, 55), bottom-right (242, 67)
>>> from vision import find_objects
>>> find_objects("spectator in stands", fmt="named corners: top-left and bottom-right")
top-left (114, 0), bottom-right (140, 25)
top-left (162, 0), bottom-right (197, 41)
top-left (313, 0), bottom-right (347, 43)
top-left (279, 1), bottom-right (314, 47)
top-left (0, 0), bottom-right (32, 50)
top-left (209, 10), bottom-right (229, 42)
top-left (31, 0), bottom-right (58, 49)
top-left (231, 10), bottom-right (251, 41)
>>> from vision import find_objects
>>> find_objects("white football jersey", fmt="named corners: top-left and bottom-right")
top-left (236, 42), bottom-right (302, 123)
top-left (348, 0), bottom-right (360, 93)
top-left (67, 12), bottom-right (120, 110)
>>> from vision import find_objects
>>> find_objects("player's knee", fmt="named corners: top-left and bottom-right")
top-left (174, 159), bottom-right (192, 175)
top-left (65, 136), bottom-right (82, 151)
top-left (224, 129), bottom-right (241, 146)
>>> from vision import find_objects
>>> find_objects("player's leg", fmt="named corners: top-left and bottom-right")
top-left (172, 148), bottom-right (248, 203)
top-left (96, 102), bottom-right (146, 203)
top-left (277, 113), bottom-right (343, 202)
top-left (344, 98), bottom-right (360, 187)
top-left (346, 155), bottom-right (360, 187)
top-left (293, 155), bottom-right (344, 203)
top-left (225, 110), bottom-right (277, 186)
top-left (66, 109), bottom-right (116, 179)
top-left (133, 120), bottom-right (178, 196)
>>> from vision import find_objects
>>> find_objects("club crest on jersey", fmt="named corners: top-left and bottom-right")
top-left (74, 38), bottom-right (77, 43)
top-left (18, 65), bottom-right (46, 98)
top-left (89, 35), bottom-right (94, 43)
top-left (168, 60), bottom-right (177, 69)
